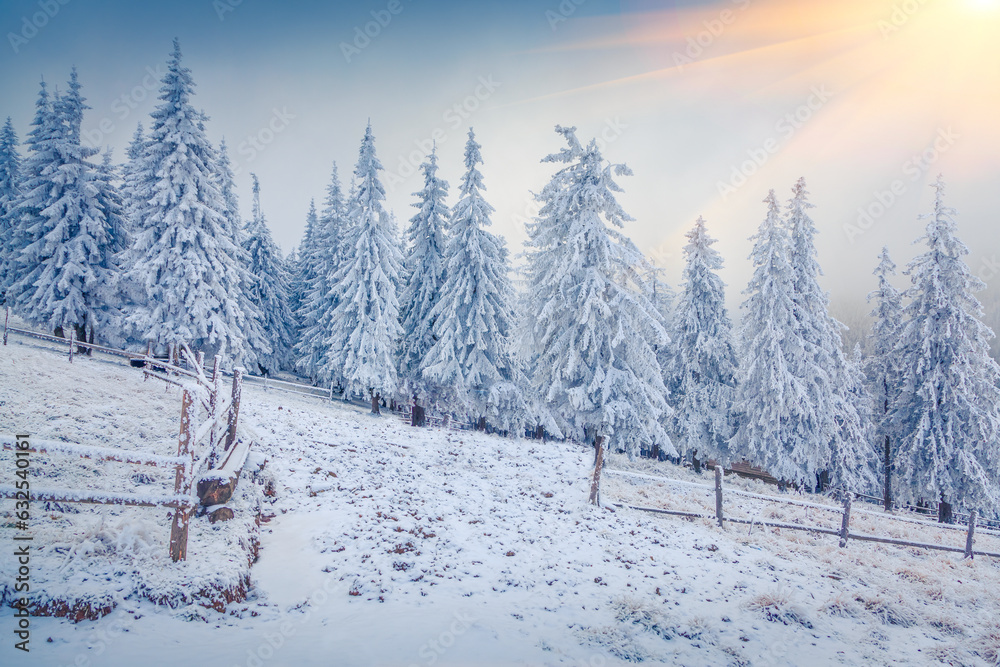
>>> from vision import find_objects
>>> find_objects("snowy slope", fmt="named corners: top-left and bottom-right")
top-left (3, 336), bottom-right (1000, 666)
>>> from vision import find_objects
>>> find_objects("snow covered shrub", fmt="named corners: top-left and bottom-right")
top-left (972, 625), bottom-right (1000, 664)
top-left (745, 590), bottom-right (813, 628)
top-left (818, 593), bottom-right (863, 619)
top-left (612, 595), bottom-right (677, 641)
top-left (579, 624), bottom-right (650, 663)
top-left (854, 593), bottom-right (918, 627)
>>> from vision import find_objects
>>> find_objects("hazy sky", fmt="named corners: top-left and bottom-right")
top-left (2, 0), bottom-right (998, 316)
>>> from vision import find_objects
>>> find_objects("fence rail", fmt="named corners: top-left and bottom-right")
top-left (1, 329), bottom-right (249, 562)
top-left (603, 467), bottom-right (999, 561)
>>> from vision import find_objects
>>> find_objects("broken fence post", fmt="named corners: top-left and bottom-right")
top-left (965, 510), bottom-right (977, 560)
top-left (715, 466), bottom-right (724, 528)
top-left (839, 492), bottom-right (852, 548)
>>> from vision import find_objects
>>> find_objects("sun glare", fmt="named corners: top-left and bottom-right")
top-left (968, 0), bottom-right (1000, 11)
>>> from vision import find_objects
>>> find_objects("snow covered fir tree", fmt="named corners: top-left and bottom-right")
top-left (784, 179), bottom-right (876, 496)
top-left (321, 123), bottom-right (403, 414)
top-left (422, 130), bottom-right (528, 433)
top-left (8, 70), bottom-right (123, 345)
top-left (398, 146), bottom-right (450, 405)
top-left (295, 164), bottom-right (348, 384)
top-left (730, 191), bottom-right (821, 488)
top-left (866, 247), bottom-right (905, 510)
top-left (670, 216), bottom-right (738, 468)
top-left (522, 125), bottom-right (672, 487)
top-left (117, 40), bottom-right (264, 367)
top-left (890, 178), bottom-right (1000, 520)
top-left (243, 174), bottom-right (296, 375)
top-left (0, 116), bottom-right (22, 304)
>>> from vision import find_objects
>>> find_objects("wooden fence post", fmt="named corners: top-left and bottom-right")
top-left (588, 435), bottom-right (605, 506)
top-left (196, 350), bottom-right (204, 370)
top-left (206, 355), bottom-right (222, 468)
top-left (68, 328), bottom-right (75, 363)
top-left (715, 466), bottom-right (725, 528)
top-left (224, 367), bottom-right (243, 452)
top-left (965, 510), bottom-right (977, 560)
top-left (169, 389), bottom-right (194, 562)
top-left (3, 306), bottom-right (9, 345)
top-left (839, 492), bottom-right (852, 548)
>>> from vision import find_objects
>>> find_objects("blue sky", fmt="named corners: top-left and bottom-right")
top-left (2, 0), bottom-right (999, 317)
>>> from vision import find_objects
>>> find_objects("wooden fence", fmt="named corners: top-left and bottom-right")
top-left (0, 337), bottom-right (248, 562)
top-left (602, 468), bottom-right (1000, 560)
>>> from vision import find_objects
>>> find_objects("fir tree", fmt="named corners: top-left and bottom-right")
top-left (296, 163), bottom-right (348, 384)
top-left (522, 126), bottom-right (671, 457)
top-left (12, 69), bottom-right (121, 343)
top-left (0, 117), bottom-right (22, 304)
top-left (120, 123), bottom-right (148, 234)
top-left (423, 130), bottom-right (527, 432)
top-left (287, 206), bottom-right (315, 326)
top-left (119, 40), bottom-right (262, 365)
top-left (243, 174), bottom-right (296, 375)
top-left (671, 217), bottom-right (738, 465)
top-left (293, 200), bottom-right (324, 379)
top-left (399, 147), bottom-right (450, 402)
top-left (731, 191), bottom-right (824, 487)
top-left (891, 178), bottom-right (1000, 517)
top-left (865, 247), bottom-right (904, 510)
top-left (322, 123), bottom-right (403, 413)
top-left (93, 148), bottom-right (129, 344)
top-left (4, 80), bottom-right (60, 306)
top-left (215, 139), bottom-right (269, 368)
top-left (785, 178), bottom-right (877, 494)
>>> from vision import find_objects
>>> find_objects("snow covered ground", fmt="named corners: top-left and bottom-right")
top-left (4, 335), bottom-right (1000, 666)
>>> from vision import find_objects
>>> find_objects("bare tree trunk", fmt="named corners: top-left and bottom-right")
top-left (939, 495), bottom-right (953, 524)
top-left (692, 449), bottom-right (701, 473)
top-left (370, 390), bottom-right (381, 415)
top-left (411, 395), bottom-right (426, 427)
top-left (476, 416), bottom-right (487, 431)
top-left (588, 435), bottom-right (605, 506)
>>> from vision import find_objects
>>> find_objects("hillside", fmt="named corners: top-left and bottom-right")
top-left (3, 336), bottom-right (1000, 666)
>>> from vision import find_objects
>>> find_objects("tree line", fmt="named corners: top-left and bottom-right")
top-left (1, 41), bottom-right (998, 519)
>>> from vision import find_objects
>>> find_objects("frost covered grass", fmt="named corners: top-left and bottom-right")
top-left (5, 337), bottom-right (1000, 665)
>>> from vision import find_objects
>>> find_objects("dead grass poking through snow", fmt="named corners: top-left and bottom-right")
top-left (744, 589), bottom-right (813, 628)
